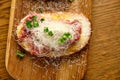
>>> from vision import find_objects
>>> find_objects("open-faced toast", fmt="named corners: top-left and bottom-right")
top-left (16, 12), bottom-right (91, 57)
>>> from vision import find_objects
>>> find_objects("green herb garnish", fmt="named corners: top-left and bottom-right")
top-left (58, 38), bottom-right (66, 44)
top-left (26, 20), bottom-right (32, 28)
top-left (44, 27), bottom-right (54, 36)
top-left (44, 27), bottom-right (49, 32)
top-left (40, 18), bottom-right (45, 23)
top-left (38, 8), bottom-right (43, 13)
top-left (33, 21), bottom-right (39, 27)
top-left (26, 16), bottom-right (39, 28)
top-left (32, 16), bottom-right (37, 20)
top-left (58, 32), bottom-right (72, 44)
top-left (16, 51), bottom-right (25, 58)
top-left (63, 34), bottom-right (68, 39)
top-left (63, 32), bottom-right (72, 39)
top-left (48, 31), bottom-right (53, 36)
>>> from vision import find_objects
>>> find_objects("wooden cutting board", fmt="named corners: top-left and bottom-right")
top-left (6, 0), bottom-right (92, 80)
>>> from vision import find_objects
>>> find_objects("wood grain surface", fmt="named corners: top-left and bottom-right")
top-left (0, 0), bottom-right (120, 80)
top-left (5, 0), bottom-right (91, 80)
top-left (0, 0), bottom-right (13, 80)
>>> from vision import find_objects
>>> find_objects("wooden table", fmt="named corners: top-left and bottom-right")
top-left (0, 0), bottom-right (120, 80)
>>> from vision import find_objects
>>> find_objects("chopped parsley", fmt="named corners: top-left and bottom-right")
top-left (63, 32), bottom-right (72, 39)
top-left (32, 16), bottom-right (37, 20)
top-left (48, 31), bottom-right (53, 36)
top-left (58, 38), bottom-right (66, 44)
top-left (26, 16), bottom-right (39, 28)
top-left (16, 51), bottom-right (25, 59)
top-left (58, 32), bottom-right (72, 44)
top-left (44, 27), bottom-right (49, 32)
top-left (44, 27), bottom-right (53, 36)
top-left (26, 20), bottom-right (32, 28)
top-left (33, 21), bottom-right (39, 27)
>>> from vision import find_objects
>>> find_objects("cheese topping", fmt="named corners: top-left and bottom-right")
top-left (16, 12), bottom-right (91, 56)
top-left (32, 20), bottom-right (76, 51)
